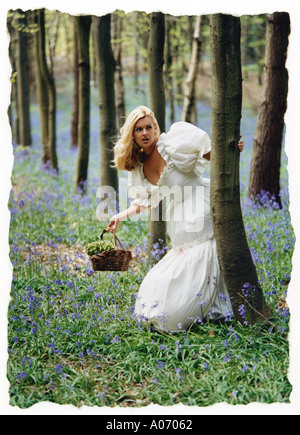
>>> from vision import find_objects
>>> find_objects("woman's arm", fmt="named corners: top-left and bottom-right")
top-left (106, 204), bottom-right (150, 233)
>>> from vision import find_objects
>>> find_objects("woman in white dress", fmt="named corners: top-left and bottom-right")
top-left (107, 106), bottom-right (244, 332)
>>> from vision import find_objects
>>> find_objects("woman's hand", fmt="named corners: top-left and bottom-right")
top-left (106, 205), bottom-right (148, 234)
top-left (238, 136), bottom-right (244, 152)
top-left (106, 214), bottom-right (120, 233)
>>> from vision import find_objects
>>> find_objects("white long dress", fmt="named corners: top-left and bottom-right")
top-left (128, 122), bottom-right (232, 332)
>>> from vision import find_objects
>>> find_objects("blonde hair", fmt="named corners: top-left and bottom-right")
top-left (113, 106), bottom-right (160, 171)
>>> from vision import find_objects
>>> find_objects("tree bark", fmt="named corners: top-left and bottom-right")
top-left (33, 10), bottom-right (49, 163)
top-left (71, 18), bottom-right (79, 148)
top-left (111, 12), bottom-right (125, 130)
top-left (249, 12), bottom-right (290, 208)
top-left (7, 12), bottom-right (20, 144)
top-left (74, 15), bottom-right (91, 194)
top-left (182, 15), bottom-right (203, 124)
top-left (148, 12), bottom-right (166, 251)
top-left (173, 20), bottom-right (184, 110)
top-left (15, 9), bottom-right (31, 146)
top-left (210, 14), bottom-right (272, 325)
top-left (36, 9), bottom-right (58, 171)
top-left (92, 15), bottom-right (119, 203)
top-left (164, 15), bottom-right (175, 125)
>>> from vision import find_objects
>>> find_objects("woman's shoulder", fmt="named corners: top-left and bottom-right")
top-left (164, 121), bottom-right (208, 137)
top-left (157, 122), bottom-right (210, 156)
top-left (156, 122), bottom-right (211, 175)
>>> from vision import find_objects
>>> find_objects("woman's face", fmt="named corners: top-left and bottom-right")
top-left (133, 116), bottom-right (157, 150)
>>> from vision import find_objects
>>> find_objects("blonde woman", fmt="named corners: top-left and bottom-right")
top-left (107, 105), bottom-right (244, 332)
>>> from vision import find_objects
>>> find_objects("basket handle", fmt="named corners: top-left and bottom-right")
top-left (100, 229), bottom-right (125, 250)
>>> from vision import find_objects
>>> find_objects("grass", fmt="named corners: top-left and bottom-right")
top-left (6, 73), bottom-right (295, 409)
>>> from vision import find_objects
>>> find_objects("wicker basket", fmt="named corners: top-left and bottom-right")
top-left (89, 229), bottom-right (132, 272)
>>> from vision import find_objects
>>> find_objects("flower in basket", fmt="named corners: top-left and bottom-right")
top-left (85, 240), bottom-right (115, 256)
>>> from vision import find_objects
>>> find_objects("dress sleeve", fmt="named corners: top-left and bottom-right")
top-left (128, 166), bottom-right (160, 209)
top-left (156, 121), bottom-right (211, 176)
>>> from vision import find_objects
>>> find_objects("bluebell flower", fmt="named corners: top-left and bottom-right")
top-left (16, 371), bottom-right (27, 381)
top-left (157, 360), bottom-right (165, 369)
top-left (176, 368), bottom-right (183, 380)
top-left (55, 363), bottom-right (63, 374)
top-left (233, 333), bottom-right (239, 342)
top-left (238, 304), bottom-right (246, 319)
top-left (223, 340), bottom-right (229, 348)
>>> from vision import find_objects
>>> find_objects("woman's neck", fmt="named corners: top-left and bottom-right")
top-left (143, 139), bottom-right (158, 159)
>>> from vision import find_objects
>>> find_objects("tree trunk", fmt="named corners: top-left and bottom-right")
top-left (249, 12), bottom-right (290, 208)
top-left (74, 15), bottom-right (91, 194)
top-left (7, 13), bottom-right (20, 144)
top-left (15, 9), bottom-right (31, 146)
top-left (182, 15), bottom-right (203, 124)
top-left (47, 11), bottom-right (60, 76)
top-left (129, 12), bottom-right (139, 93)
top-left (111, 12), bottom-right (125, 130)
top-left (33, 10), bottom-right (49, 163)
top-left (174, 20), bottom-right (186, 110)
top-left (164, 15), bottom-right (175, 125)
top-left (210, 14), bottom-right (272, 325)
top-left (37, 9), bottom-right (58, 171)
top-left (71, 18), bottom-right (79, 148)
top-left (92, 15), bottom-right (119, 204)
top-left (148, 12), bottom-right (166, 252)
